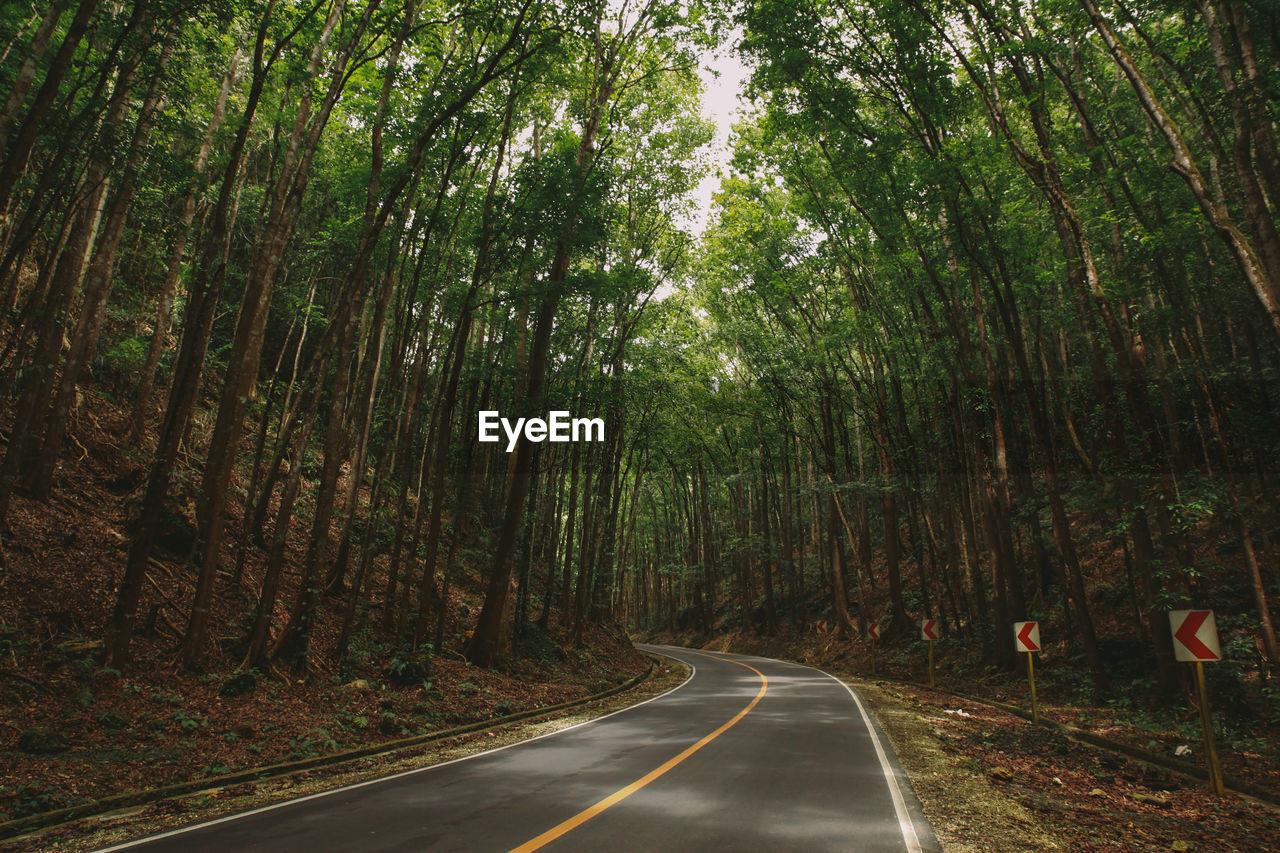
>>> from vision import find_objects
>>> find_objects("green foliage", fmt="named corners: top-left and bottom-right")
top-left (1, 782), bottom-right (65, 818)
top-left (335, 712), bottom-right (370, 733)
top-left (0, 0), bottom-right (1276, 746)
top-left (171, 710), bottom-right (206, 733)
top-left (285, 728), bottom-right (339, 760)
top-left (149, 688), bottom-right (185, 707)
top-left (101, 335), bottom-right (148, 375)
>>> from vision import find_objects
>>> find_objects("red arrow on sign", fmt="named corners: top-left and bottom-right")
top-left (921, 619), bottom-right (939, 641)
top-left (868, 622), bottom-right (881, 640)
top-left (1016, 621), bottom-right (1041, 652)
top-left (1171, 610), bottom-right (1221, 661)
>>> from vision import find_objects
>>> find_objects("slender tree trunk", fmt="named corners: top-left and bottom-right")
top-left (1079, 0), bottom-right (1280, 337)
top-left (0, 0), bottom-right (101, 211)
top-left (104, 7), bottom-right (278, 667)
top-left (132, 46), bottom-right (244, 441)
top-left (0, 2), bottom-right (63, 156)
top-left (29, 32), bottom-right (175, 499)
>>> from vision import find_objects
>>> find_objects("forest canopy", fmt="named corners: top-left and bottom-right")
top-left (0, 0), bottom-right (1276, 722)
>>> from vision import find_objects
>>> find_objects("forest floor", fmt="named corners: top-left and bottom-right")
top-left (657, 630), bottom-right (1280, 852)
top-left (1, 624), bottom-right (646, 831)
top-left (0, 659), bottom-right (688, 852)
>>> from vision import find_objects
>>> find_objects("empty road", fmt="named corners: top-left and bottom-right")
top-left (102, 646), bottom-right (938, 852)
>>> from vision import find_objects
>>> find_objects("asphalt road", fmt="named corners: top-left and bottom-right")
top-left (101, 646), bottom-right (939, 852)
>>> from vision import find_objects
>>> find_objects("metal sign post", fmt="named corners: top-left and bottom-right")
top-left (868, 621), bottom-right (882, 676)
top-left (1169, 609), bottom-right (1225, 794)
top-left (1192, 661), bottom-right (1225, 795)
top-left (1024, 654), bottom-right (1038, 724)
top-left (1013, 621), bottom-right (1042, 724)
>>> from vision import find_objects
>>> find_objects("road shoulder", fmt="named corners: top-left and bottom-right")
top-left (852, 678), bottom-right (1280, 852)
top-left (846, 679), bottom-right (1068, 853)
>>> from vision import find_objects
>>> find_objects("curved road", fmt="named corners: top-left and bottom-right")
top-left (101, 646), bottom-right (939, 852)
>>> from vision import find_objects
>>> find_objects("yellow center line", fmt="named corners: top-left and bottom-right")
top-left (508, 653), bottom-right (768, 853)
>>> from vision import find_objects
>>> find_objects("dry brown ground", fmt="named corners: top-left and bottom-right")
top-left (858, 678), bottom-right (1280, 852)
top-left (1, 659), bottom-right (690, 852)
top-left (856, 679), bottom-right (1068, 852)
top-left (1, 624), bottom-right (647, 829)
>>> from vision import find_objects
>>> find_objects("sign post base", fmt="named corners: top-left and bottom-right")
top-left (1193, 660), bottom-right (1225, 794)
top-left (1026, 651), bottom-right (1039, 724)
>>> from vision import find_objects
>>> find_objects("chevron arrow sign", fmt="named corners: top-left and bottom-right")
top-left (1169, 610), bottom-right (1221, 662)
top-left (1013, 621), bottom-right (1041, 653)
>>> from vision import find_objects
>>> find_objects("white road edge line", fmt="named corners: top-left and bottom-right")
top-left (672, 647), bottom-right (925, 853)
top-left (91, 657), bottom-right (696, 852)
top-left (820, 669), bottom-right (925, 853)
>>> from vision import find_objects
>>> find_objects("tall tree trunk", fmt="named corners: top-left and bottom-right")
top-left (0, 2), bottom-right (64, 156)
top-left (132, 45), bottom-right (244, 441)
top-left (104, 6), bottom-right (280, 667)
top-left (0, 0), bottom-right (101, 211)
top-left (28, 31), bottom-right (175, 499)
top-left (1078, 0), bottom-right (1280, 338)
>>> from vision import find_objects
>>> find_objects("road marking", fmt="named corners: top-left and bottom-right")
top-left (655, 648), bottom-right (928, 853)
top-left (819, 670), bottom-right (925, 853)
top-left (508, 653), bottom-right (768, 853)
top-left (93, 661), bottom-right (697, 852)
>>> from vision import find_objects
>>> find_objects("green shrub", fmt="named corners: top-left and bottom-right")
top-left (3, 783), bottom-right (64, 817)
top-left (172, 710), bottom-right (205, 733)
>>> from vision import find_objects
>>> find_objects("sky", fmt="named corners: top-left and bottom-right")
top-left (687, 41), bottom-right (752, 235)
top-left (650, 38), bottom-right (753, 302)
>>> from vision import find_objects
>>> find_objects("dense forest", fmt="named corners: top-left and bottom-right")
top-left (1, 0), bottom-right (1278, 731)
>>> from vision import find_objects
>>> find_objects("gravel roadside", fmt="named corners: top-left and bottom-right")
top-left (854, 679), bottom-right (1068, 852)
top-left (850, 677), bottom-right (1280, 853)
